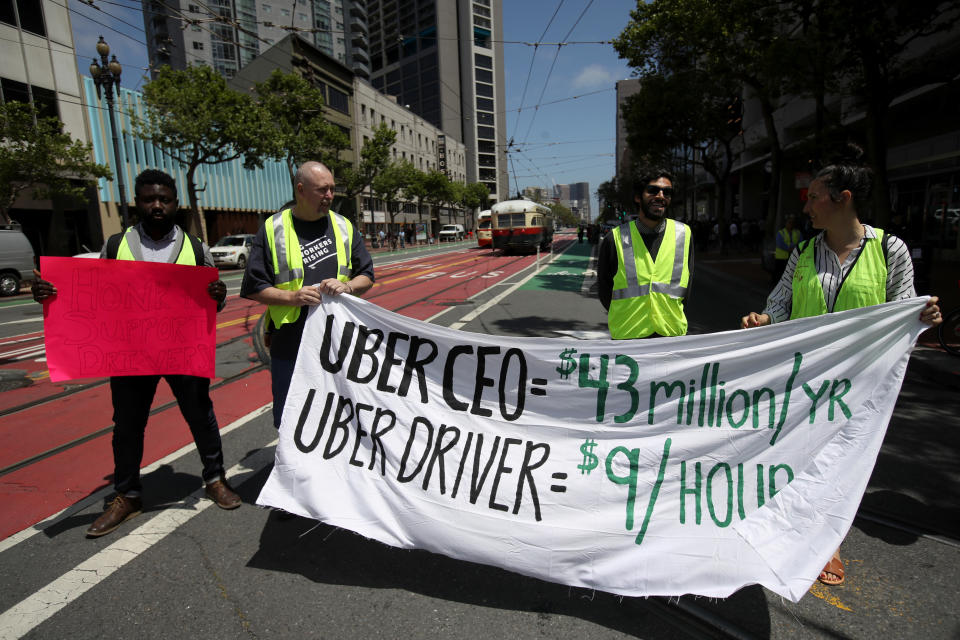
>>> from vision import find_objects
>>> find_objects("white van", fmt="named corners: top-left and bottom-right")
top-left (0, 223), bottom-right (36, 296)
top-left (438, 224), bottom-right (465, 242)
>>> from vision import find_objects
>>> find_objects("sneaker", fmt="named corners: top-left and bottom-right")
top-left (86, 495), bottom-right (142, 538)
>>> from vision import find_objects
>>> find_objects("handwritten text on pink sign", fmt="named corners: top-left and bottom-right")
top-left (41, 257), bottom-right (218, 381)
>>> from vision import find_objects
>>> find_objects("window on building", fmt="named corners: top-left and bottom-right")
top-left (478, 140), bottom-right (495, 153)
top-left (473, 16), bottom-right (490, 28)
top-left (1, 77), bottom-right (58, 120)
top-left (188, 3), bottom-right (200, 10)
top-left (477, 125), bottom-right (495, 139)
top-left (327, 86), bottom-right (349, 113)
top-left (477, 111), bottom-right (494, 125)
top-left (475, 68), bottom-right (492, 84)
top-left (474, 53), bottom-right (492, 69)
top-left (473, 4), bottom-right (490, 18)
top-left (474, 26), bottom-right (490, 49)
top-left (193, 41), bottom-right (204, 49)
top-left (262, 3), bottom-right (271, 11)
top-left (475, 82), bottom-right (492, 98)
top-left (1, 0), bottom-right (46, 36)
top-left (281, 8), bottom-right (290, 15)
top-left (478, 154), bottom-right (496, 167)
top-left (476, 97), bottom-right (493, 111)
top-left (298, 12), bottom-right (307, 20)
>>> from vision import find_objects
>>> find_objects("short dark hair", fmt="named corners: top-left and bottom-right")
top-left (814, 142), bottom-right (873, 214)
top-left (134, 169), bottom-right (177, 199)
top-left (632, 168), bottom-right (675, 195)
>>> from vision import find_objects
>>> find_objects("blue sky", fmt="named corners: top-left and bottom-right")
top-left (66, 0), bottom-right (640, 217)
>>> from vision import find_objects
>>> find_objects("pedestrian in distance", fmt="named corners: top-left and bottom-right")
top-left (739, 143), bottom-right (942, 587)
top-left (241, 161), bottom-right (374, 429)
top-left (597, 169), bottom-right (694, 339)
top-left (31, 169), bottom-right (241, 538)
top-left (773, 214), bottom-right (803, 284)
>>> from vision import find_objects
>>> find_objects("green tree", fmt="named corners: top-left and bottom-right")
top-left (253, 69), bottom-right (349, 191)
top-left (334, 123), bottom-right (396, 229)
top-left (401, 167), bottom-right (430, 234)
top-left (460, 182), bottom-right (490, 213)
top-left (420, 169), bottom-right (454, 229)
top-left (621, 69), bottom-right (741, 223)
top-left (546, 201), bottom-right (579, 227)
top-left (615, 0), bottom-right (796, 233)
top-left (371, 160), bottom-right (415, 229)
top-left (1, 101), bottom-right (112, 224)
top-left (136, 65), bottom-right (275, 241)
top-left (596, 178), bottom-right (631, 224)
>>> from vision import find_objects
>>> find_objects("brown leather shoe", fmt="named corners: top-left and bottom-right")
top-left (86, 495), bottom-right (142, 538)
top-left (205, 479), bottom-right (241, 509)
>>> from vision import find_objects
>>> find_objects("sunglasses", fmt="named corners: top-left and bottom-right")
top-left (644, 185), bottom-right (674, 198)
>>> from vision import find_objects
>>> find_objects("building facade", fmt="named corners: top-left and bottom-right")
top-left (365, 0), bottom-right (508, 205)
top-left (1, 0), bottom-right (105, 256)
top-left (142, 0), bottom-right (368, 79)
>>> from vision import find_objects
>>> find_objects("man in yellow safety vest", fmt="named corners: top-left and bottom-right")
top-left (31, 169), bottom-right (239, 537)
top-left (241, 162), bottom-right (374, 428)
top-left (597, 169), bottom-right (694, 339)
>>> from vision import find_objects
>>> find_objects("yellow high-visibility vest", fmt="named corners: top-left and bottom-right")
top-left (608, 218), bottom-right (691, 339)
top-left (790, 229), bottom-right (887, 319)
top-left (264, 208), bottom-right (353, 329)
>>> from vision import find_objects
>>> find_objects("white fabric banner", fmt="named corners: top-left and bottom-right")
top-left (257, 295), bottom-right (928, 601)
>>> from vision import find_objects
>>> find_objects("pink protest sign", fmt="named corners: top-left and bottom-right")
top-left (40, 257), bottom-right (219, 382)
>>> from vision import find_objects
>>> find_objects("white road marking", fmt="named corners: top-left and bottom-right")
top-left (0, 318), bottom-right (43, 327)
top-left (0, 404), bottom-right (272, 556)
top-left (441, 246), bottom-right (570, 329)
top-left (0, 437), bottom-right (277, 640)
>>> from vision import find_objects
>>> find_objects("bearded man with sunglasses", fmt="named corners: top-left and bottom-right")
top-left (597, 169), bottom-right (694, 339)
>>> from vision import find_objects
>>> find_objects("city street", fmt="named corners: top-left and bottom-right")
top-left (0, 235), bottom-right (958, 639)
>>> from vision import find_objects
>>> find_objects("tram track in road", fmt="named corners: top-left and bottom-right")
top-left (0, 359), bottom-right (268, 479)
top-left (370, 253), bottom-right (537, 314)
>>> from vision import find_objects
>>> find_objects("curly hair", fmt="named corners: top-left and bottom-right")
top-left (134, 169), bottom-right (177, 199)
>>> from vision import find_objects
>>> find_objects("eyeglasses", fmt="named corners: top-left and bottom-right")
top-left (644, 185), bottom-right (674, 198)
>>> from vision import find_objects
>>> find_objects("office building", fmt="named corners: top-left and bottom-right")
top-left (365, 0), bottom-right (508, 204)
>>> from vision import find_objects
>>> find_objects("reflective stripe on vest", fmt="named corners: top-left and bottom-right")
top-left (608, 218), bottom-right (691, 339)
top-left (790, 229), bottom-right (887, 320)
top-left (116, 227), bottom-right (197, 265)
top-left (265, 208), bottom-right (354, 329)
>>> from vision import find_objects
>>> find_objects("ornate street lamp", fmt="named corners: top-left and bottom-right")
top-left (90, 36), bottom-right (129, 228)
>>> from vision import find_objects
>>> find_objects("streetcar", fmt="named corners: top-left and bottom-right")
top-left (491, 199), bottom-right (554, 254)
top-left (476, 209), bottom-right (492, 248)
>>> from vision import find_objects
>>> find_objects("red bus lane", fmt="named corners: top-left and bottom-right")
top-left (369, 247), bottom-right (538, 319)
top-left (0, 244), bottom-right (557, 540)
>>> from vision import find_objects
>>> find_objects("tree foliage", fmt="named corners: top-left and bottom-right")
top-left (335, 123), bottom-right (396, 226)
top-left (0, 101), bottom-right (112, 223)
top-left (546, 201), bottom-right (579, 227)
top-left (371, 160), bottom-right (415, 228)
top-left (136, 64), bottom-right (275, 240)
top-left (614, 0), bottom-right (960, 227)
top-left (253, 69), bottom-right (349, 190)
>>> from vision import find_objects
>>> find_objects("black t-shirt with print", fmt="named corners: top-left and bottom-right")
top-left (241, 213), bottom-right (374, 360)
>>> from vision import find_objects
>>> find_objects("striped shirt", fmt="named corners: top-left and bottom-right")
top-left (762, 224), bottom-right (916, 323)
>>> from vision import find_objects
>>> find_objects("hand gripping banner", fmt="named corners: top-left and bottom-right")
top-left (257, 295), bottom-right (928, 601)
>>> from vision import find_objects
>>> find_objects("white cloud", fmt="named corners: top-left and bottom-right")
top-left (571, 64), bottom-right (617, 90)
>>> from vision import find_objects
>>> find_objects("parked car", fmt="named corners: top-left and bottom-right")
top-left (0, 223), bottom-right (36, 296)
top-left (438, 224), bottom-right (465, 242)
top-left (210, 234), bottom-right (255, 269)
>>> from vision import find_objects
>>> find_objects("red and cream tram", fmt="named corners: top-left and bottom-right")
top-left (491, 199), bottom-right (554, 254)
top-left (476, 209), bottom-right (492, 248)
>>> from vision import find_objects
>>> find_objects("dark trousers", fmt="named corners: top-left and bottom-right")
top-left (270, 355), bottom-right (297, 429)
top-left (110, 375), bottom-right (224, 494)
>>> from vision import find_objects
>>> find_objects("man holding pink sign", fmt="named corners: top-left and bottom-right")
top-left (32, 170), bottom-right (240, 538)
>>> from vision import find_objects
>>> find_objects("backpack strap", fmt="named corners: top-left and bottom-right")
top-left (186, 234), bottom-right (204, 266)
top-left (105, 232), bottom-right (123, 260)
